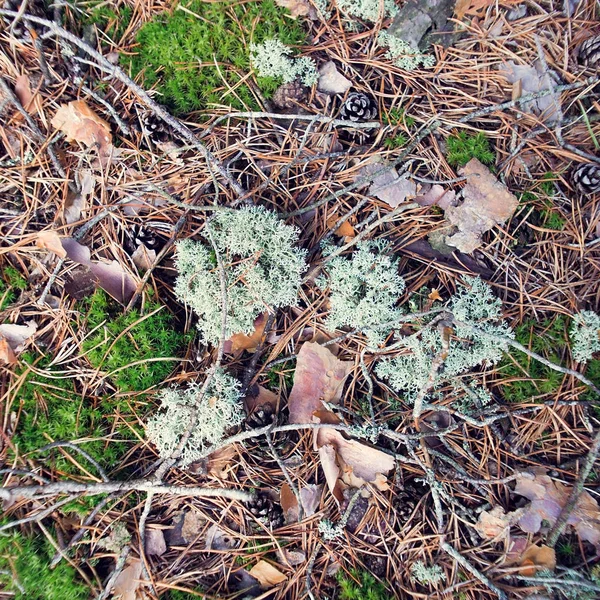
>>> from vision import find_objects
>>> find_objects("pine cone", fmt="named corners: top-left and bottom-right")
top-left (578, 34), bottom-right (600, 69)
top-left (572, 162), bottom-right (600, 194)
top-left (272, 80), bottom-right (308, 109)
top-left (248, 491), bottom-right (284, 530)
top-left (141, 113), bottom-right (170, 145)
top-left (124, 224), bottom-right (163, 255)
top-left (340, 92), bottom-right (378, 122)
top-left (244, 403), bottom-right (276, 429)
top-left (394, 483), bottom-right (426, 522)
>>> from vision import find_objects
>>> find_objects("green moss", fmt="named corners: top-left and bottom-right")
top-left (82, 290), bottom-right (188, 392)
top-left (446, 131), bottom-right (495, 168)
top-left (125, 0), bottom-right (307, 115)
top-left (518, 176), bottom-right (566, 231)
top-left (0, 530), bottom-right (88, 600)
top-left (496, 316), bottom-right (569, 402)
top-left (336, 568), bottom-right (388, 600)
top-left (0, 265), bottom-right (27, 310)
top-left (383, 107), bottom-right (414, 150)
top-left (265, 359), bottom-right (294, 391)
top-left (79, 2), bottom-right (133, 40)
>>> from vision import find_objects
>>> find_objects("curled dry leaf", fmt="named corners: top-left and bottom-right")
top-left (278, 548), bottom-right (306, 566)
top-left (205, 523), bottom-right (238, 550)
top-left (248, 560), bottom-right (287, 588)
top-left (131, 245), bottom-right (156, 272)
top-left (224, 312), bottom-right (269, 354)
top-left (112, 558), bottom-right (142, 600)
top-left (14, 74), bottom-right (41, 115)
top-left (51, 100), bottom-right (113, 165)
top-left (514, 469), bottom-right (600, 547)
top-left (206, 445), bottom-right (238, 479)
top-left (300, 484), bottom-right (322, 517)
top-left (280, 482), bottom-right (299, 523)
top-left (0, 321), bottom-right (37, 364)
top-left (63, 170), bottom-right (94, 224)
top-left (288, 342), bottom-right (353, 424)
top-left (275, 0), bottom-right (316, 18)
top-left (360, 161), bottom-right (417, 208)
top-left (318, 61), bottom-right (352, 95)
top-left (515, 544), bottom-right (556, 576)
top-left (444, 158), bottom-right (518, 253)
top-left (326, 213), bottom-right (356, 238)
top-left (414, 183), bottom-right (456, 209)
top-left (474, 505), bottom-right (525, 539)
top-left (36, 230), bottom-right (67, 258)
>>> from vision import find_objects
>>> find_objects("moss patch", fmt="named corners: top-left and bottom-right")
top-left (446, 131), bottom-right (495, 168)
top-left (125, 0), bottom-right (308, 114)
top-left (0, 265), bottom-right (27, 310)
top-left (336, 568), bottom-right (388, 600)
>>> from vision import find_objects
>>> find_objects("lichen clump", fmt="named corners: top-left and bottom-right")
top-left (146, 369), bottom-right (243, 466)
top-left (377, 31), bottom-right (436, 70)
top-left (319, 241), bottom-right (405, 344)
top-left (376, 278), bottom-right (514, 401)
top-left (570, 310), bottom-right (600, 363)
top-left (174, 206), bottom-right (306, 345)
top-left (250, 38), bottom-right (318, 86)
top-left (336, 0), bottom-right (398, 22)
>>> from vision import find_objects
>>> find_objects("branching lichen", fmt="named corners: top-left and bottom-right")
top-left (377, 31), bottom-right (436, 70)
top-left (174, 206), bottom-right (307, 345)
top-left (410, 561), bottom-right (446, 586)
top-left (146, 369), bottom-right (243, 467)
top-left (250, 38), bottom-right (318, 85)
top-left (336, 0), bottom-right (398, 22)
top-left (570, 310), bottom-right (600, 363)
top-left (318, 241), bottom-right (405, 344)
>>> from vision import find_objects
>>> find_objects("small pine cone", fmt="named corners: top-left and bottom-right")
top-left (123, 224), bottom-right (162, 255)
top-left (244, 404), bottom-right (276, 429)
top-left (572, 163), bottom-right (600, 194)
top-left (340, 92), bottom-right (378, 122)
top-left (578, 34), bottom-right (600, 69)
top-left (248, 492), bottom-right (284, 530)
top-left (141, 113), bottom-right (170, 145)
top-left (272, 80), bottom-right (308, 109)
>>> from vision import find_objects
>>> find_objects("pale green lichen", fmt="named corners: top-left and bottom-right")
top-left (318, 241), bottom-right (405, 344)
top-left (377, 31), bottom-right (436, 70)
top-left (570, 310), bottom-right (600, 363)
top-left (410, 561), bottom-right (446, 586)
top-left (250, 38), bottom-right (318, 86)
top-left (376, 278), bottom-right (513, 402)
top-left (146, 369), bottom-right (243, 467)
top-left (174, 206), bottom-right (307, 345)
top-left (97, 522), bottom-right (131, 554)
top-left (336, 0), bottom-right (397, 22)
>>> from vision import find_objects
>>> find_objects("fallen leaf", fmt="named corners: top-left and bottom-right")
top-left (454, 0), bottom-right (494, 20)
top-left (63, 170), bottom-right (94, 224)
top-left (0, 338), bottom-right (17, 364)
top-left (51, 101), bottom-right (113, 165)
top-left (36, 230), bottom-right (67, 258)
top-left (318, 61), bottom-right (352, 95)
top-left (474, 505), bottom-right (525, 539)
top-left (414, 184), bottom-right (457, 209)
top-left (145, 529), bottom-right (167, 556)
top-left (514, 469), bottom-right (600, 547)
top-left (278, 548), bottom-right (306, 566)
top-left (326, 214), bottom-right (355, 237)
top-left (165, 510), bottom-right (206, 546)
top-left (499, 61), bottom-right (561, 124)
top-left (248, 560), bottom-right (287, 588)
top-left (225, 312), bottom-right (268, 353)
top-left (428, 289), bottom-right (443, 303)
top-left (112, 558), bottom-right (142, 600)
top-left (207, 445), bottom-right (238, 478)
top-left (299, 484), bottom-right (322, 517)
top-left (275, 0), bottom-right (315, 18)
top-left (14, 74), bottom-right (41, 115)
top-left (61, 237), bottom-right (137, 305)
top-left (0, 321), bottom-right (37, 360)
top-left (516, 545), bottom-right (556, 576)
top-left (244, 383), bottom-right (279, 417)
top-left (288, 342), bottom-right (353, 424)
top-left (131, 245), bottom-right (156, 272)
top-left (360, 161), bottom-right (417, 208)
top-left (443, 158), bottom-right (518, 253)
top-left (280, 482), bottom-right (299, 523)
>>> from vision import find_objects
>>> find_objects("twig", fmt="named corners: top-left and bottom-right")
top-left (35, 441), bottom-right (109, 482)
top-left (97, 545), bottom-right (130, 600)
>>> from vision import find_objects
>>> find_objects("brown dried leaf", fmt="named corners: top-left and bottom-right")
top-left (514, 469), bottom-right (600, 547)
top-left (454, 0), bottom-right (494, 20)
top-left (517, 545), bottom-right (556, 576)
top-left (14, 74), bottom-right (40, 115)
top-left (205, 523), bottom-right (238, 550)
top-left (275, 0), bottom-right (315, 18)
top-left (112, 558), bottom-right (142, 600)
top-left (444, 158), bottom-right (519, 253)
top-left (225, 312), bottom-right (268, 353)
top-left (131, 245), bottom-right (156, 272)
top-left (145, 529), bottom-right (167, 556)
top-left (0, 338), bottom-right (17, 365)
top-left (0, 321), bottom-right (37, 358)
top-left (64, 170), bottom-right (94, 224)
top-left (248, 560), bottom-right (287, 588)
top-left (36, 230), bottom-right (67, 258)
top-left (206, 445), bottom-right (238, 479)
top-left (318, 61), bottom-right (352, 95)
top-left (474, 505), bottom-right (524, 539)
top-left (414, 184), bottom-right (457, 209)
top-left (288, 342), bottom-right (353, 424)
top-left (51, 101), bottom-right (113, 165)
top-left (360, 162), bottom-right (417, 208)
top-left (299, 484), bottom-right (322, 517)
top-left (326, 214), bottom-right (355, 237)
top-left (280, 482), bottom-right (299, 523)
top-left (278, 548), bottom-right (306, 566)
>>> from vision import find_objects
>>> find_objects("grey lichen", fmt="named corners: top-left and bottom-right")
top-left (318, 241), bottom-right (406, 345)
top-left (146, 369), bottom-right (244, 467)
top-left (410, 561), bottom-right (446, 586)
top-left (570, 310), bottom-right (600, 363)
top-left (376, 278), bottom-right (513, 402)
top-left (377, 31), bottom-right (436, 70)
top-left (250, 38), bottom-right (318, 86)
top-left (336, 0), bottom-right (398, 22)
top-left (174, 206), bottom-right (307, 345)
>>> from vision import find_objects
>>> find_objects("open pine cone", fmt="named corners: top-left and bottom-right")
top-left (272, 80), bottom-right (307, 109)
top-left (141, 113), bottom-right (171, 145)
top-left (572, 162), bottom-right (600, 194)
top-left (578, 34), bottom-right (600, 70)
top-left (340, 92), bottom-right (378, 122)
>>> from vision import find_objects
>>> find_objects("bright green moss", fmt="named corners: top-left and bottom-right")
top-left (336, 568), bottom-right (388, 600)
top-left (446, 131), bottom-right (495, 168)
top-left (0, 265), bottom-right (27, 310)
top-left (82, 290), bottom-right (188, 392)
top-left (78, 1), bottom-right (133, 41)
top-left (0, 530), bottom-right (88, 600)
top-left (125, 0), bottom-right (308, 115)
top-left (497, 316), bottom-right (568, 402)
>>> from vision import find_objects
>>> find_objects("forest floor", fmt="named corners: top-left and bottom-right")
top-left (1, 0), bottom-right (600, 599)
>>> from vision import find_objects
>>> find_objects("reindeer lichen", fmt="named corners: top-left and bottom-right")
top-left (570, 311), bottom-right (600, 363)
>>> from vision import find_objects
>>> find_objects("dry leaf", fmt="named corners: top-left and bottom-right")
top-left (275, 0), bottom-right (315, 18)
top-left (206, 445), bottom-right (238, 478)
top-left (61, 237), bottom-right (137, 305)
top-left (51, 101), bottom-right (113, 165)
top-left (516, 545), bottom-right (556, 576)
top-left (278, 548), bottom-right (306, 566)
top-left (64, 170), bottom-right (94, 224)
top-left (474, 505), bottom-right (525, 539)
top-left (454, 0), bottom-right (494, 20)
top-left (414, 184), bottom-right (456, 209)
top-left (359, 161), bottom-right (417, 208)
top-left (145, 529), bottom-right (167, 556)
top-left (36, 230), bottom-right (67, 258)
top-left (326, 214), bottom-right (355, 237)
top-left (112, 558), bottom-right (142, 600)
top-left (225, 312), bottom-right (268, 353)
top-left (444, 158), bottom-right (518, 253)
top-left (248, 560), bottom-right (287, 588)
top-left (14, 74), bottom-right (41, 115)
top-left (499, 61), bottom-right (561, 124)
top-left (0, 338), bottom-right (17, 365)
top-left (514, 469), bottom-right (600, 547)
top-left (280, 482), bottom-right (299, 523)
top-left (318, 61), bottom-right (352, 95)
top-left (181, 511), bottom-right (203, 543)
top-left (131, 245), bottom-right (156, 272)
top-left (0, 321), bottom-right (37, 361)
top-left (288, 342), bottom-right (353, 424)
top-left (299, 484), bottom-right (322, 517)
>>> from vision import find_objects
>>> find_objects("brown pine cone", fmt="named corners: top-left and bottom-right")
top-left (578, 34), bottom-right (600, 69)
top-left (141, 112), bottom-right (171, 145)
top-left (572, 162), bottom-right (600, 194)
top-left (340, 92), bottom-right (378, 122)
top-left (272, 80), bottom-right (308, 109)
